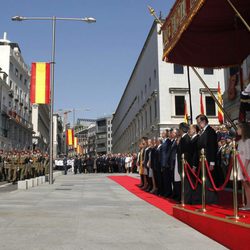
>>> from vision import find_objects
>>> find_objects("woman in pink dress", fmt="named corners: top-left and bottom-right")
top-left (237, 123), bottom-right (250, 210)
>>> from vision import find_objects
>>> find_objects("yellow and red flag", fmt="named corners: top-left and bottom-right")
top-left (74, 137), bottom-right (78, 149)
top-left (200, 93), bottom-right (205, 115)
top-left (77, 145), bottom-right (82, 154)
top-left (30, 62), bottom-right (50, 104)
top-left (66, 129), bottom-right (74, 146)
top-left (217, 82), bottom-right (224, 124)
top-left (184, 99), bottom-right (188, 123)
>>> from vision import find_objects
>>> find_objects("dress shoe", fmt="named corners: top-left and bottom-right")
top-left (239, 206), bottom-right (250, 211)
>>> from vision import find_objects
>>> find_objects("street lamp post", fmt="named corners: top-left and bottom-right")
top-left (12, 15), bottom-right (96, 184)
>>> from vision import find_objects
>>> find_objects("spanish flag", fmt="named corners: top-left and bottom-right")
top-left (217, 82), bottom-right (224, 124)
top-left (77, 145), bottom-right (82, 154)
top-left (184, 99), bottom-right (188, 123)
top-left (30, 62), bottom-right (50, 104)
top-left (200, 93), bottom-right (205, 115)
top-left (66, 129), bottom-right (74, 146)
top-left (74, 137), bottom-right (78, 149)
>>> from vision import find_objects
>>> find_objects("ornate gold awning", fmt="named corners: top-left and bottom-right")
top-left (161, 0), bottom-right (250, 67)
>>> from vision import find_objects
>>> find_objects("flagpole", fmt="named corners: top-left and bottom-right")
top-left (12, 15), bottom-right (96, 184)
top-left (187, 66), bottom-right (193, 124)
top-left (49, 16), bottom-right (56, 184)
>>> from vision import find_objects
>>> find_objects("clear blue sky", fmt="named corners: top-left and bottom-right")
top-left (0, 0), bottom-right (175, 121)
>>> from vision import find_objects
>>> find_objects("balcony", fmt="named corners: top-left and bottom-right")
top-left (1, 104), bottom-right (8, 114)
top-left (96, 147), bottom-right (107, 153)
top-left (14, 95), bottom-right (19, 102)
top-left (8, 109), bottom-right (33, 130)
top-left (95, 138), bottom-right (106, 144)
top-left (0, 128), bottom-right (8, 138)
top-left (19, 98), bottom-right (24, 106)
top-left (96, 126), bottom-right (107, 133)
top-left (8, 90), bottom-right (14, 98)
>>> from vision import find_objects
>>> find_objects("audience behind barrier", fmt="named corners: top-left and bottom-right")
top-left (91, 115), bottom-right (249, 208)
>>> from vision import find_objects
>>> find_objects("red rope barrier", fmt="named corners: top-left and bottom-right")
top-left (236, 154), bottom-right (250, 182)
top-left (184, 162), bottom-right (202, 190)
top-left (205, 159), bottom-right (233, 192)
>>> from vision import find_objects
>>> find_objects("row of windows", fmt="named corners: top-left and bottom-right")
top-left (10, 62), bottom-right (28, 86)
top-left (173, 64), bottom-right (214, 75)
top-left (175, 95), bottom-right (216, 116)
top-left (138, 69), bottom-right (157, 104)
top-left (121, 98), bottom-right (157, 145)
top-left (9, 80), bottom-right (29, 104)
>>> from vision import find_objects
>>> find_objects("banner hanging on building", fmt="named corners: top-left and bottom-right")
top-left (184, 99), bottom-right (188, 123)
top-left (66, 129), bottom-right (74, 146)
top-left (30, 62), bottom-right (50, 104)
top-left (200, 93), bottom-right (205, 115)
top-left (77, 145), bottom-right (83, 154)
top-left (74, 137), bottom-right (78, 149)
top-left (217, 82), bottom-right (224, 124)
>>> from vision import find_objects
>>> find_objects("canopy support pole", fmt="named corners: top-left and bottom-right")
top-left (191, 67), bottom-right (237, 130)
top-left (226, 0), bottom-right (250, 32)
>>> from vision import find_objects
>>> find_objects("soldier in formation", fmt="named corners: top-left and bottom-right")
top-left (0, 149), bottom-right (49, 184)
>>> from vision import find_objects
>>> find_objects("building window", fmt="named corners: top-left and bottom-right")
top-left (108, 120), bottom-right (110, 125)
top-left (174, 64), bottom-right (184, 74)
top-left (20, 74), bottom-right (23, 81)
top-left (10, 80), bottom-right (13, 89)
top-left (10, 62), bottom-right (14, 72)
top-left (154, 69), bottom-right (157, 79)
top-left (145, 84), bottom-right (147, 95)
top-left (141, 90), bottom-right (143, 100)
top-left (154, 99), bottom-right (157, 118)
top-left (150, 105), bottom-right (152, 124)
top-left (204, 68), bottom-right (214, 75)
top-left (145, 111), bottom-right (147, 129)
top-left (205, 96), bottom-right (216, 116)
top-left (15, 68), bottom-right (19, 77)
top-left (149, 77), bottom-right (151, 88)
top-left (108, 134), bottom-right (111, 138)
top-left (24, 79), bottom-right (27, 86)
top-left (175, 96), bottom-right (185, 116)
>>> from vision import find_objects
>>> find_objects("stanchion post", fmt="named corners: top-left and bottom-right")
top-left (242, 186), bottom-right (246, 207)
top-left (226, 141), bottom-right (242, 219)
top-left (181, 153), bottom-right (185, 207)
top-left (196, 148), bottom-right (207, 212)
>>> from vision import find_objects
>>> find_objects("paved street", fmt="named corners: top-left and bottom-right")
top-left (0, 174), bottom-right (226, 250)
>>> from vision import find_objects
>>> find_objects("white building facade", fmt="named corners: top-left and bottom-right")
top-left (112, 22), bottom-right (226, 153)
top-left (96, 116), bottom-right (112, 155)
top-left (0, 32), bottom-right (33, 150)
top-left (32, 104), bottom-right (50, 152)
top-left (0, 72), bottom-right (11, 149)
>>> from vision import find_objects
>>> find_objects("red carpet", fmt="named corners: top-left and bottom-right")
top-left (109, 175), bottom-right (250, 250)
top-left (108, 175), bottom-right (176, 215)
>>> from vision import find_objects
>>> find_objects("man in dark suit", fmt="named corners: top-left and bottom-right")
top-left (177, 123), bottom-right (191, 203)
top-left (160, 129), bottom-right (172, 197)
top-left (188, 124), bottom-right (201, 204)
top-left (196, 114), bottom-right (218, 204)
top-left (168, 128), bottom-right (178, 199)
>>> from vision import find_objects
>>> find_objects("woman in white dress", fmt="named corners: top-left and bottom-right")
top-left (125, 154), bottom-right (132, 173)
top-left (237, 123), bottom-right (250, 210)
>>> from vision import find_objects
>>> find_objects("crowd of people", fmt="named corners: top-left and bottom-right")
top-left (69, 114), bottom-right (250, 209)
top-left (135, 115), bottom-right (250, 209)
top-left (71, 154), bottom-right (138, 175)
top-left (0, 150), bottom-right (49, 184)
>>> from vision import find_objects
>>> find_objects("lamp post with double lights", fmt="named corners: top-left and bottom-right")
top-left (12, 15), bottom-right (96, 184)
